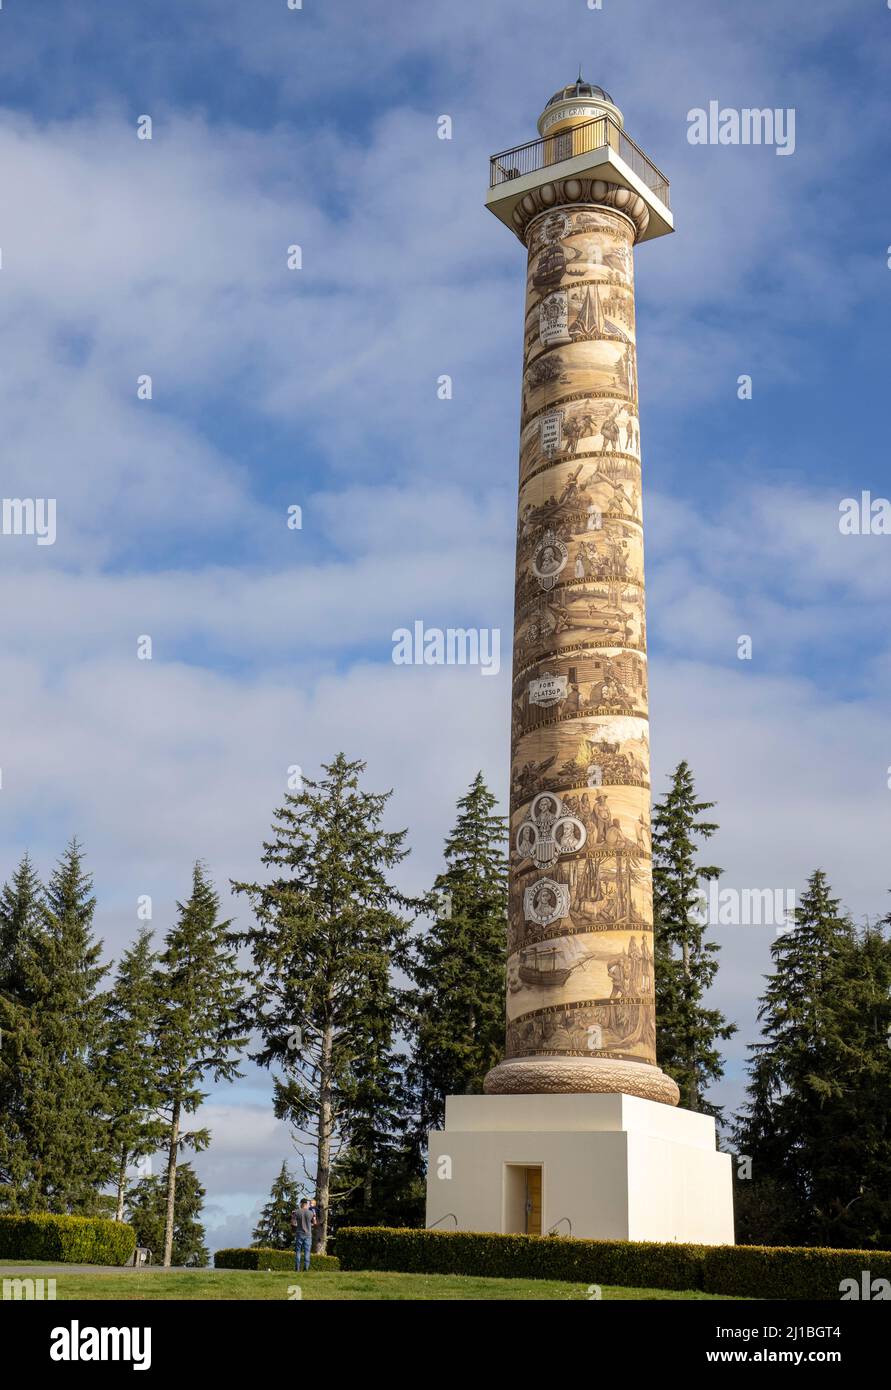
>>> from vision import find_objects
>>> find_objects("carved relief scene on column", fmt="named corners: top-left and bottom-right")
top-left (515, 578), bottom-right (646, 662)
top-left (526, 209), bottom-right (636, 295)
top-left (512, 649), bottom-right (649, 746)
top-left (511, 715), bottom-right (650, 801)
top-left (526, 281), bottom-right (636, 360)
top-left (518, 458), bottom-right (641, 534)
top-left (521, 406), bottom-right (640, 488)
top-left (505, 981), bottom-right (656, 1064)
top-left (508, 779), bottom-right (653, 949)
top-left (522, 341), bottom-right (637, 420)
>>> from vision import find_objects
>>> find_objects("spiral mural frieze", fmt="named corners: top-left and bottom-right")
top-left (492, 201), bottom-right (662, 1082)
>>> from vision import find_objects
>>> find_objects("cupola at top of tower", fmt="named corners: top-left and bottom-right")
top-left (486, 71), bottom-right (672, 245)
top-left (538, 78), bottom-right (624, 137)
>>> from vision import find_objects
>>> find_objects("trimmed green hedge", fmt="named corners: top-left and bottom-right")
top-left (336, 1226), bottom-right (891, 1300)
top-left (0, 1213), bottom-right (136, 1266)
top-left (336, 1227), bottom-right (702, 1290)
top-left (703, 1244), bottom-right (891, 1301)
top-left (214, 1247), bottom-right (339, 1272)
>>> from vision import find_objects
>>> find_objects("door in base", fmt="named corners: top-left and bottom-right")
top-left (524, 1166), bottom-right (542, 1236)
top-left (504, 1163), bottom-right (543, 1235)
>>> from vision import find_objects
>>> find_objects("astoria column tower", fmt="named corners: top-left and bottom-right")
top-left (484, 79), bottom-right (678, 1106)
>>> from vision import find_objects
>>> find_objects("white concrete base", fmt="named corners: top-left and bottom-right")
top-left (425, 1092), bottom-right (734, 1246)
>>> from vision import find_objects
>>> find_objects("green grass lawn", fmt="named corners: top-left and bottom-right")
top-left (0, 1266), bottom-right (740, 1300)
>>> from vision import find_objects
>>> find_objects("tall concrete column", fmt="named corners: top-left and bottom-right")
top-left (484, 81), bottom-right (678, 1105)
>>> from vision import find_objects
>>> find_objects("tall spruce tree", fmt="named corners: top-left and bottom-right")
top-left (252, 1161), bottom-right (303, 1249)
top-left (815, 918), bottom-right (891, 1248)
top-left (0, 853), bottom-right (43, 999)
top-left (232, 753), bottom-right (416, 1253)
top-left (735, 872), bottom-right (891, 1247)
top-left (103, 927), bottom-right (166, 1221)
top-left (330, 989), bottom-right (419, 1222)
top-left (408, 773), bottom-right (507, 1132)
top-left (0, 842), bottom-right (112, 1211)
top-left (0, 854), bottom-right (46, 1208)
top-left (652, 762), bottom-right (735, 1116)
top-left (330, 1139), bottom-right (426, 1232)
top-left (125, 1162), bottom-right (208, 1267)
top-left (735, 870), bottom-right (854, 1228)
top-left (153, 864), bottom-right (247, 1266)
top-left (329, 989), bottom-right (424, 1229)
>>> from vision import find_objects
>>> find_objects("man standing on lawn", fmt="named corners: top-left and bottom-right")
top-left (293, 1199), bottom-right (313, 1272)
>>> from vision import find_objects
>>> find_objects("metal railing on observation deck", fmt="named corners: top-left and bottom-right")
top-left (489, 113), bottom-right (670, 210)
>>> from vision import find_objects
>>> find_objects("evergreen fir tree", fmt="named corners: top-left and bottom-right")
top-left (735, 873), bottom-right (891, 1247)
top-left (125, 1162), bottom-right (209, 1267)
top-left (0, 854), bottom-right (46, 1208)
top-left (0, 853), bottom-right (43, 1000)
top-left (152, 864), bottom-right (247, 1266)
top-left (814, 918), bottom-right (891, 1248)
top-left (408, 772), bottom-right (507, 1131)
top-left (102, 926), bottom-right (166, 1221)
top-left (652, 761), bottom-right (736, 1116)
top-left (330, 1140), bottom-right (426, 1232)
top-left (329, 984), bottom-right (424, 1229)
top-left (0, 842), bottom-right (113, 1211)
top-left (252, 1161), bottom-right (303, 1249)
top-left (232, 753), bottom-right (417, 1253)
top-left (735, 870), bottom-right (854, 1224)
top-left (332, 990), bottom-right (419, 1222)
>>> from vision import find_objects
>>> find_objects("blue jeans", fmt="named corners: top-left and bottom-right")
top-left (294, 1234), bottom-right (311, 1271)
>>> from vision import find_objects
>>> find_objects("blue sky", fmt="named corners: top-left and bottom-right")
top-left (1, 0), bottom-right (890, 1247)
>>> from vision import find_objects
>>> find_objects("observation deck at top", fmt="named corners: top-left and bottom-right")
top-left (487, 90), bottom-right (673, 243)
